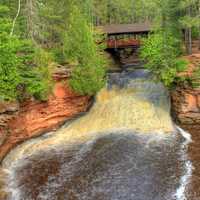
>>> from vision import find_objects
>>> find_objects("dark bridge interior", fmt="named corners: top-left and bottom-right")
top-left (97, 23), bottom-right (151, 68)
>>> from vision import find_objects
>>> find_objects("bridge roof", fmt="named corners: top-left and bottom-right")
top-left (97, 23), bottom-right (151, 35)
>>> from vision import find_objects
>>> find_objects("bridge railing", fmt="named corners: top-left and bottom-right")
top-left (106, 38), bottom-right (140, 49)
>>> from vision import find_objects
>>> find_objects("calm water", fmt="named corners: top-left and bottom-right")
top-left (0, 70), bottom-right (199, 200)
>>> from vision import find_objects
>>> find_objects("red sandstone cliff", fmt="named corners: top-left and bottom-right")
top-left (171, 52), bottom-right (200, 133)
top-left (0, 79), bottom-right (92, 162)
top-left (171, 86), bottom-right (200, 132)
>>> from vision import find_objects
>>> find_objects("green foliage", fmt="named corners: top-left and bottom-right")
top-left (0, 18), bottom-right (21, 101)
top-left (51, 48), bottom-right (66, 64)
top-left (140, 33), bottom-right (188, 87)
top-left (64, 5), bottom-right (107, 95)
top-left (92, 0), bottom-right (158, 25)
top-left (18, 46), bottom-right (53, 101)
top-left (69, 61), bottom-right (106, 95)
top-left (0, 5), bottom-right (10, 17)
top-left (190, 67), bottom-right (200, 88)
top-left (192, 27), bottom-right (200, 39)
top-left (176, 59), bottom-right (188, 72)
top-left (1, 0), bottom-right (199, 97)
top-left (0, 10), bottom-right (53, 102)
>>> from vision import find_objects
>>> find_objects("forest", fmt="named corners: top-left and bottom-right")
top-left (0, 0), bottom-right (200, 102)
top-left (1, 2), bottom-right (200, 200)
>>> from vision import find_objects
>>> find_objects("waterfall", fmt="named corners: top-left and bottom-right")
top-left (0, 70), bottom-right (192, 200)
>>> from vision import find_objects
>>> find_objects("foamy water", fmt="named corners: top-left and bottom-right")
top-left (174, 127), bottom-right (193, 200)
top-left (0, 71), bottom-right (194, 200)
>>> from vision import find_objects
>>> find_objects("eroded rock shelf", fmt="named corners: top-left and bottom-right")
top-left (0, 76), bottom-right (92, 162)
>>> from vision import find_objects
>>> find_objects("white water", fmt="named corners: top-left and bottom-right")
top-left (175, 126), bottom-right (193, 200)
top-left (0, 71), bottom-right (194, 200)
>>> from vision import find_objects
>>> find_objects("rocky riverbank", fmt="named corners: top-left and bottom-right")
top-left (0, 72), bottom-right (92, 163)
top-left (171, 85), bottom-right (200, 133)
top-left (171, 52), bottom-right (200, 134)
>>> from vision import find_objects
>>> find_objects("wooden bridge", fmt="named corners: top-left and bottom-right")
top-left (97, 23), bottom-right (151, 49)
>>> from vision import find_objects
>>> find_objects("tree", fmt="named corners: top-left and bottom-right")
top-left (180, 0), bottom-right (200, 54)
top-left (64, 5), bottom-right (107, 95)
top-left (24, 0), bottom-right (41, 42)
top-left (140, 33), bottom-right (187, 87)
top-left (92, 0), bottom-right (158, 25)
top-left (0, 4), bottom-right (52, 101)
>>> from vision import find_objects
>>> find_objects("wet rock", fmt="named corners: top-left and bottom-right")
top-left (171, 86), bottom-right (200, 132)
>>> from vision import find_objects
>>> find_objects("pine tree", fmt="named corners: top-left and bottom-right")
top-left (64, 4), bottom-right (107, 95)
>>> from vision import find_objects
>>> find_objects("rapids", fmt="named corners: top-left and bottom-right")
top-left (0, 70), bottom-right (193, 200)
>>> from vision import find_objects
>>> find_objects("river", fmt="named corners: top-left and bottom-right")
top-left (0, 70), bottom-right (198, 200)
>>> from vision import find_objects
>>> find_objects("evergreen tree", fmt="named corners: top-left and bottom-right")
top-left (64, 5), bottom-right (107, 95)
top-left (0, 4), bottom-right (52, 101)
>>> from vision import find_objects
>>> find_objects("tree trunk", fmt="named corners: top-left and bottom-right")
top-left (188, 27), bottom-right (192, 54)
top-left (25, 0), bottom-right (42, 44)
top-left (199, 26), bottom-right (200, 50)
top-left (185, 28), bottom-right (192, 55)
top-left (10, 0), bottom-right (21, 36)
top-left (186, 6), bottom-right (192, 55)
top-left (199, 0), bottom-right (200, 50)
top-left (184, 29), bottom-right (188, 52)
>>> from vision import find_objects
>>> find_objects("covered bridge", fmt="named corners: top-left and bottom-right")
top-left (97, 23), bottom-right (151, 49)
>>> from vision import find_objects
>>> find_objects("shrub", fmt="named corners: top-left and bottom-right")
top-left (51, 48), bottom-right (66, 64)
top-left (140, 32), bottom-right (187, 87)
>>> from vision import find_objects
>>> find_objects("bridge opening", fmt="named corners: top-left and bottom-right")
top-left (97, 23), bottom-right (151, 70)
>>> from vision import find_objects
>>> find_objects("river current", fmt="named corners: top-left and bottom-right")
top-left (0, 70), bottom-right (197, 200)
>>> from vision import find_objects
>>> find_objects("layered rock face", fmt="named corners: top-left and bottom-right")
top-left (171, 86), bottom-right (200, 133)
top-left (0, 78), bottom-right (92, 162)
top-left (0, 102), bottom-right (19, 146)
top-left (171, 51), bottom-right (200, 134)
